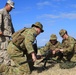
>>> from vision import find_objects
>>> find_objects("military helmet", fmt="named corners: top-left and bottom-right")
top-left (7, 0), bottom-right (15, 8)
top-left (32, 22), bottom-right (44, 32)
top-left (59, 29), bottom-right (67, 37)
top-left (50, 34), bottom-right (57, 40)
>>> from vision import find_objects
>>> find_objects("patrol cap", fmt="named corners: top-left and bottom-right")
top-left (32, 22), bottom-right (44, 32)
top-left (59, 29), bottom-right (67, 37)
top-left (50, 34), bottom-right (57, 40)
top-left (7, 0), bottom-right (15, 8)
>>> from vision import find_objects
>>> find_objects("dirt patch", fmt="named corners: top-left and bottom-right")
top-left (30, 54), bottom-right (76, 75)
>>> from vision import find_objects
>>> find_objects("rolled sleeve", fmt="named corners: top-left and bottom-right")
top-left (24, 33), bottom-right (35, 54)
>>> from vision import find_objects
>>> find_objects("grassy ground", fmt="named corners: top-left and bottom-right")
top-left (30, 53), bottom-right (76, 75)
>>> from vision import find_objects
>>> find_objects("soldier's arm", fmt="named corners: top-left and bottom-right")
top-left (24, 32), bottom-right (37, 61)
top-left (0, 14), bottom-right (3, 35)
top-left (39, 42), bottom-right (50, 55)
top-left (24, 32), bottom-right (36, 54)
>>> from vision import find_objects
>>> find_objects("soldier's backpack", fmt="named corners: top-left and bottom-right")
top-left (59, 61), bottom-right (76, 69)
top-left (11, 27), bottom-right (26, 47)
top-left (11, 27), bottom-right (38, 54)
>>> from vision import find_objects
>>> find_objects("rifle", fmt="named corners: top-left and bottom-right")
top-left (37, 49), bottom-right (71, 69)
top-left (37, 50), bottom-right (56, 69)
top-left (19, 50), bottom-right (53, 66)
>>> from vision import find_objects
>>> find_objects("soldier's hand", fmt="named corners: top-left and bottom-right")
top-left (55, 48), bottom-right (59, 51)
top-left (59, 49), bottom-right (63, 52)
top-left (31, 52), bottom-right (37, 62)
top-left (52, 50), bottom-right (56, 54)
top-left (0, 32), bottom-right (2, 36)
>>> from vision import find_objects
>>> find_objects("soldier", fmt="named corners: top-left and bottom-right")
top-left (0, 0), bottom-right (15, 66)
top-left (39, 34), bottom-right (63, 61)
top-left (59, 29), bottom-right (75, 61)
top-left (5, 22), bottom-right (44, 75)
top-left (0, 0), bottom-right (15, 50)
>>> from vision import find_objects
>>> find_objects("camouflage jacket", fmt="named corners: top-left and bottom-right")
top-left (0, 8), bottom-right (15, 36)
top-left (61, 36), bottom-right (76, 53)
top-left (17, 27), bottom-right (38, 54)
top-left (39, 41), bottom-right (61, 54)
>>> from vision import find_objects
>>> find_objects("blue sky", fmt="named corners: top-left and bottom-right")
top-left (1, 0), bottom-right (76, 46)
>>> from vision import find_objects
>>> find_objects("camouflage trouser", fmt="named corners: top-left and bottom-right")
top-left (0, 50), bottom-right (10, 65)
top-left (2, 64), bottom-right (30, 75)
top-left (6, 42), bottom-right (31, 75)
top-left (3, 57), bottom-right (31, 75)
top-left (0, 36), bottom-right (10, 50)
top-left (0, 55), bottom-right (31, 75)
top-left (63, 51), bottom-right (74, 61)
top-left (0, 50), bottom-right (11, 74)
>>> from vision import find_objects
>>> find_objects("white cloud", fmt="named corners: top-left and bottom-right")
top-left (37, 13), bottom-right (76, 19)
top-left (36, 1), bottom-right (59, 9)
top-left (61, 13), bottom-right (76, 19)
top-left (37, 1), bottom-right (50, 6)
top-left (37, 14), bottom-right (59, 19)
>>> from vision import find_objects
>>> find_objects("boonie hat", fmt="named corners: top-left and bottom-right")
top-left (32, 22), bottom-right (44, 32)
top-left (7, 0), bottom-right (15, 8)
top-left (50, 34), bottom-right (57, 40)
top-left (59, 29), bottom-right (67, 37)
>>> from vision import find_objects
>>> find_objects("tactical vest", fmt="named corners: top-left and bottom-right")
top-left (11, 27), bottom-right (26, 47)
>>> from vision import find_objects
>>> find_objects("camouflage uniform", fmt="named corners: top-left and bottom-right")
top-left (0, 2), bottom-right (15, 66)
top-left (59, 29), bottom-right (75, 61)
top-left (6, 22), bottom-right (44, 75)
top-left (39, 34), bottom-right (63, 60)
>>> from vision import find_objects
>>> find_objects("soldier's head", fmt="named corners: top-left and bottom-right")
top-left (5, 0), bottom-right (15, 12)
top-left (32, 22), bottom-right (44, 34)
top-left (59, 29), bottom-right (68, 39)
top-left (50, 34), bottom-right (57, 45)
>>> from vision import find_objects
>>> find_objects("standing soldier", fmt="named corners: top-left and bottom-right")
top-left (5, 22), bottom-right (44, 75)
top-left (39, 34), bottom-right (63, 61)
top-left (59, 29), bottom-right (75, 61)
top-left (0, 0), bottom-right (15, 66)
